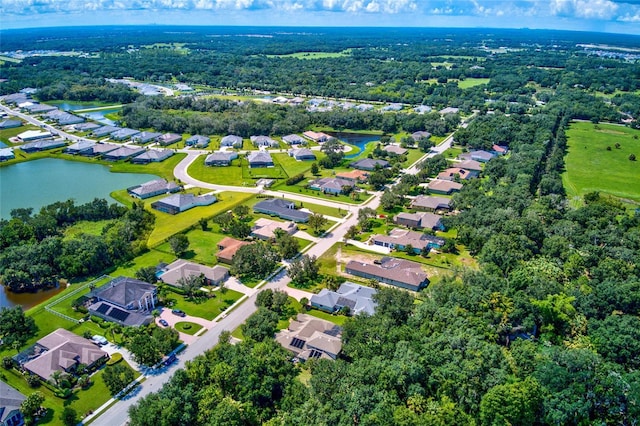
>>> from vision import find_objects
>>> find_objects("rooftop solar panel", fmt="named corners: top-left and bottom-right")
top-left (108, 307), bottom-right (130, 322)
top-left (290, 337), bottom-right (306, 349)
top-left (96, 303), bottom-right (110, 314)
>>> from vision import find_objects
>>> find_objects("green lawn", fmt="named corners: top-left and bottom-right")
top-left (64, 220), bottom-right (114, 239)
top-left (165, 289), bottom-right (243, 320)
top-left (266, 50), bottom-right (351, 59)
top-left (0, 124), bottom-right (41, 145)
top-left (155, 228), bottom-right (227, 266)
top-left (458, 78), bottom-right (491, 88)
top-left (562, 122), bottom-right (640, 204)
top-left (174, 321), bottom-right (204, 335)
top-left (306, 309), bottom-right (348, 326)
top-left (110, 153), bottom-right (186, 181)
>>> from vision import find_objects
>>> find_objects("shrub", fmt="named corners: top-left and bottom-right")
top-left (54, 388), bottom-right (72, 399)
top-left (90, 315), bottom-right (104, 325)
top-left (27, 374), bottom-right (41, 388)
top-left (630, 154), bottom-right (637, 161)
top-left (107, 353), bottom-right (123, 366)
top-left (2, 357), bottom-right (14, 370)
top-left (286, 173), bottom-right (305, 186)
top-left (182, 324), bottom-right (192, 330)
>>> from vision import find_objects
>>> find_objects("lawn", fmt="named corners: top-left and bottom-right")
top-left (155, 228), bottom-right (227, 266)
top-left (174, 321), bottom-right (204, 335)
top-left (562, 122), bottom-right (640, 204)
top-left (0, 124), bottom-right (41, 145)
top-left (110, 153), bottom-right (186, 181)
top-left (266, 50), bottom-right (351, 59)
top-left (187, 156), bottom-right (246, 185)
top-left (458, 78), bottom-right (491, 89)
top-left (64, 220), bottom-right (114, 239)
top-left (165, 289), bottom-right (244, 320)
top-left (306, 309), bottom-right (348, 326)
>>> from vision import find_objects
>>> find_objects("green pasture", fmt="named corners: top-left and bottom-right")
top-left (458, 78), bottom-right (491, 89)
top-left (562, 122), bottom-right (640, 204)
top-left (266, 50), bottom-right (351, 59)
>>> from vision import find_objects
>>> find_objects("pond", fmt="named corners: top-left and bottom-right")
top-left (78, 109), bottom-right (120, 126)
top-left (325, 131), bottom-right (381, 158)
top-left (56, 102), bottom-right (109, 111)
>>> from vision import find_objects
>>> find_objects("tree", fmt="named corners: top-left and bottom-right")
top-left (60, 407), bottom-right (78, 426)
top-left (21, 391), bottom-right (44, 426)
top-left (0, 307), bottom-right (38, 349)
top-left (368, 171), bottom-right (387, 190)
top-left (213, 212), bottom-right (234, 233)
top-left (630, 153), bottom-right (636, 161)
top-left (177, 273), bottom-right (206, 298)
top-left (310, 162), bottom-right (319, 175)
top-left (232, 205), bottom-right (250, 221)
top-left (231, 242), bottom-right (279, 280)
top-left (307, 213), bottom-right (328, 235)
top-left (198, 217), bottom-right (208, 231)
top-left (103, 363), bottom-right (135, 396)
top-left (229, 219), bottom-right (251, 239)
top-left (373, 287), bottom-right (414, 325)
top-left (479, 378), bottom-right (543, 426)
top-left (345, 225), bottom-right (359, 240)
top-left (274, 228), bottom-right (300, 259)
top-left (288, 255), bottom-right (319, 286)
top-left (358, 207), bottom-right (377, 231)
top-left (168, 234), bottom-right (189, 257)
top-left (134, 266), bottom-right (158, 284)
top-left (241, 308), bottom-right (279, 342)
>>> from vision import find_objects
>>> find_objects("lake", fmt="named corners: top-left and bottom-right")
top-left (79, 109), bottom-right (120, 126)
top-left (0, 158), bottom-right (158, 219)
top-left (325, 131), bottom-right (381, 158)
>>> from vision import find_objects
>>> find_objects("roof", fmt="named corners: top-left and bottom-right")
top-left (133, 131), bottom-right (161, 142)
top-left (253, 198), bottom-right (310, 221)
top-left (132, 149), bottom-right (173, 162)
top-left (275, 314), bottom-right (342, 360)
top-left (458, 159), bottom-right (483, 171)
top-left (470, 150), bottom-right (495, 161)
top-left (310, 282), bottom-right (377, 316)
top-left (336, 169), bottom-right (369, 181)
top-left (20, 139), bottom-right (66, 151)
top-left (303, 131), bottom-right (330, 141)
top-left (383, 144), bottom-right (408, 155)
top-left (0, 119), bottom-right (22, 128)
top-left (437, 167), bottom-right (474, 181)
top-left (159, 259), bottom-right (229, 286)
top-left (410, 195), bottom-right (452, 210)
top-left (0, 381), bottom-right (25, 423)
top-left (374, 228), bottom-right (444, 250)
top-left (290, 148), bottom-right (316, 159)
top-left (346, 257), bottom-right (428, 289)
top-left (395, 212), bottom-right (443, 229)
top-left (23, 329), bottom-right (107, 380)
top-left (103, 146), bottom-right (145, 159)
top-left (206, 151), bottom-right (238, 163)
top-left (66, 140), bottom-right (96, 152)
top-left (157, 133), bottom-right (182, 144)
top-left (349, 158), bottom-right (390, 170)
top-left (93, 125), bottom-right (120, 136)
top-left (439, 107), bottom-right (460, 114)
top-left (217, 237), bottom-right (251, 262)
top-left (128, 179), bottom-right (179, 197)
top-left (411, 131), bottom-right (432, 141)
top-left (90, 143), bottom-right (120, 154)
top-left (154, 193), bottom-right (216, 209)
top-left (92, 277), bottom-right (156, 308)
top-left (221, 135), bottom-right (243, 146)
top-left (186, 135), bottom-right (210, 144)
top-left (492, 144), bottom-right (509, 154)
top-left (283, 134), bottom-right (304, 144)
top-left (251, 217), bottom-right (297, 239)
top-left (250, 135), bottom-right (278, 146)
top-left (310, 177), bottom-right (354, 192)
top-left (18, 130), bottom-right (51, 140)
top-left (111, 128), bottom-right (140, 139)
top-left (247, 150), bottom-right (273, 164)
top-left (74, 122), bottom-right (100, 131)
top-left (427, 179), bottom-right (463, 193)
top-left (0, 148), bottom-right (14, 158)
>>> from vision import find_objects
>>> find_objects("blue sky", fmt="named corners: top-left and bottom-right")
top-left (2, 0), bottom-right (640, 35)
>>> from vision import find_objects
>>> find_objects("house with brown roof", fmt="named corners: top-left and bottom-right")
top-left (394, 212), bottom-right (444, 230)
top-left (427, 179), bottom-right (463, 195)
top-left (458, 159), bottom-right (483, 172)
top-left (410, 195), bottom-right (452, 212)
top-left (336, 169), bottom-right (369, 183)
top-left (371, 229), bottom-right (445, 254)
top-left (216, 237), bottom-right (251, 264)
top-left (158, 259), bottom-right (229, 287)
top-left (492, 144), bottom-right (509, 155)
top-left (275, 314), bottom-right (342, 361)
top-left (345, 257), bottom-right (429, 291)
top-left (21, 329), bottom-right (108, 381)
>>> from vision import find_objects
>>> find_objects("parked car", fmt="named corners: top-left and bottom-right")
top-left (171, 309), bottom-right (186, 317)
top-left (159, 319), bottom-right (169, 327)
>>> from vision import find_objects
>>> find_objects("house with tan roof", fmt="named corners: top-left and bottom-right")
top-left (437, 167), bottom-right (477, 181)
top-left (21, 329), bottom-right (108, 381)
top-left (371, 229), bottom-right (445, 254)
top-left (346, 257), bottom-right (429, 291)
top-left (383, 144), bottom-right (408, 156)
top-left (410, 195), bottom-right (452, 212)
top-left (275, 314), bottom-right (342, 361)
top-left (394, 212), bottom-right (444, 230)
top-left (216, 237), bottom-right (251, 264)
top-left (458, 159), bottom-right (483, 172)
top-left (303, 131), bottom-right (330, 142)
top-left (427, 179), bottom-right (463, 195)
top-left (158, 259), bottom-right (229, 287)
top-left (336, 169), bottom-right (369, 183)
top-left (251, 218), bottom-right (297, 240)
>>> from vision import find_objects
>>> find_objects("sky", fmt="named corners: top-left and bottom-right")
top-left (2, 0), bottom-right (640, 35)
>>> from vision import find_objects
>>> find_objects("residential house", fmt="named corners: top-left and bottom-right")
top-left (411, 131), bottom-right (431, 141)
top-left (88, 277), bottom-right (157, 325)
top-left (309, 177), bottom-right (354, 195)
top-left (372, 229), bottom-right (445, 253)
top-left (492, 144), bottom-right (509, 155)
top-left (251, 218), bottom-right (298, 240)
top-left (275, 314), bottom-right (342, 361)
top-left (2, 93), bottom-right (28, 105)
top-left (132, 131), bottom-right (161, 144)
top-left (469, 150), bottom-right (495, 163)
top-left (427, 179), bottom-right (463, 195)
top-left (102, 146), bottom-right (145, 161)
top-left (46, 111), bottom-right (84, 125)
top-left (185, 135), bottom-right (210, 148)
top-left (414, 105), bottom-right (432, 114)
top-left (157, 133), bottom-right (182, 146)
top-left (303, 131), bottom-right (329, 142)
top-left (0, 381), bottom-right (26, 426)
top-left (247, 151), bottom-right (274, 168)
top-left (272, 96), bottom-right (289, 104)
top-left (383, 144), bottom-right (408, 156)
top-left (250, 135), bottom-right (279, 148)
top-left (205, 151), bottom-right (238, 166)
top-left (289, 97), bottom-right (305, 105)
top-left (131, 149), bottom-right (174, 164)
top-left (349, 158), bottom-right (390, 171)
top-left (158, 259), bottom-right (229, 287)
top-left (439, 107), bottom-right (459, 114)
top-left (253, 198), bottom-right (310, 222)
top-left (381, 103), bottom-right (403, 112)
top-left (92, 125), bottom-right (120, 138)
top-left (289, 148), bottom-right (316, 161)
top-left (151, 193), bottom-right (216, 215)
top-left (83, 143), bottom-right (119, 157)
top-left (394, 212), bottom-right (444, 230)
top-left (356, 104), bottom-right (374, 112)
top-left (282, 134), bottom-right (305, 145)
top-left (220, 135), bottom-right (243, 148)
top-left (346, 257), bottom-right (429, 291)
top-left (458, 159), bottom-right (483, 172)
top-left (21, 329), bottom-right (108, 381)
top-left (17, 130), bottom-right (51, 142)
top-left (73, 122), bottom-right (100, 132)
top-left (110, 128), bottom-right (140, 141)
top-left (310, 282), bottom-right (377, 316)
top-left (0, 119), bottom-right (22, 129)
top-left (336, 169), bottom-right (369, 183)
top-left (64, 140), bottom-right (96, 155)
top-left (19, 139), bottom-right (66, 153)
top-left (437, 167), bottom-right (477, 181)
top-left (216, 237), bottom-right (251, 264)
top-left (127, 179), bottom-right (180, 199)
top-left (0, 148), bottom-right (14, 162)
top-left (23, 104), bottom-right (57, 114)
top-left (410, 195), bottom-right (452, 212)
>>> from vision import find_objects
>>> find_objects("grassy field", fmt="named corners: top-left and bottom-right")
top-left (562, 122), bottom-right (640, 204)
top-left (154, 228), bottom-right (228, 266)
top-left (64, 220), bottom-right (114, 239)
top-left (0, 124), bottom-right (41, 145)
top-left (165, 289), bottom-right (243, 320)
top-left (266, 50), bottom-right (351, 59)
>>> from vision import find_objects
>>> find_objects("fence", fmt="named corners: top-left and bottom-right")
top-left (44, 275), bottom-right (113, 324)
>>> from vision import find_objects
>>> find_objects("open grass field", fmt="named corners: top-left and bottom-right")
top-left (64, 220), bottom-right (114, 239)
top-left (266, 50), bottom-right (351, 59)
top-left (165, 289), bottom-right (243, 320)
top-left (154, 228), bottom-right (228, 266)
top-left (458, 78), bottom-right (491, 89)
top-left (0, 124), bottom-right (41, 145)
top-left (562, 122), bottom-right (640, 204)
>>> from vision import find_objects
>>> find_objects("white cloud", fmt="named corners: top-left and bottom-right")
top-left (550, 0), bottom-right (619, 19)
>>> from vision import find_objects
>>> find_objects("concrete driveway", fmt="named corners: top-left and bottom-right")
top-left (156, 308), bottom-right (210, 344)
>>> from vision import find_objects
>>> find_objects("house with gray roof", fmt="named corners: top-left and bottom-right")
top-left (439, 107), bottom-right (460, 114)
top-left (151, 193), bottom-right (216, 215)
top-left (410, 195), bottom-right (452, 212)
top-left (19, 139), bottom-right (66, 153)
top-left (349, 158), bottom-right (390, 171)
top-left (21, 329), bottom-right (108, 381)
top-left (383, 144), bottom-right (408, 156)
top-left (411, 131), bottom-right (432, 141)
top-left (2, 93), bottom-right (28, 105)
top-left (310, 282), bottom-right (377, 316)
top-left (17, 130), bottom-right (51, 142)
top-left (427, 179), bottom-right (463, 195)
top-left (469, 150), bottom-right (495, 162)
top-left (247, 150), bottom-right (274, 168)
top-left (158, 259), bottom-right (229, 287)
top-left (24, 103), bottom-right (57, 114)
top-left (132, 131), bottom-right (161, 144)
top-left (458, 159), bottom-right (483, 172)
top-left (92, 125), bottom-right (120, 137)
top-left (275, 314), bottom-right (342, 361)
top-left (64, 140), bottom-right (96, 155)
top-left (309, 177), bottom-right (354, 195)
top-left (205, 151), bottom-right (238, 166)
top-left (131, 149), bottom-right (174, 164)
top-left (289, 148), bottom-right (316, 161)
top-left (157, 133), bottom-right (182, 146)
top-left (83, 143), bottom-right (120, 157)
top-left (0, 381), bottom-right (26, 426)
top-left (0, 148), bottom-right (15, 162)
top-left (127, 179), bottom-right (180, 199)
top-left (88, 277), bottom-right (157, 326)
top-left (73, 122), bottom-right (100, 132)
top-left (110, 128), bottom-right (140, 141)
top-left (253, 198), bottom-right (310, 222)
top-left (346, 257), bottom-right (429, 291)
top-left (414, 105), bottom-right (432, 114)
top-left (394, 212), bottom-right (444, 230)
top-left (372, 228), bottom-right (445, 254)
top-left (250, 135), bottom-right (279, 148)
top-left (282, 134), bottom-right (305, 145)
top-left (220, 135), bottom-right (243, 148)
top-left (185, 135), bottom-right (210, 148)
top-left (0, 119), bottom-right (22, 129)
top-left (102, 146), bottom-right (145, 161)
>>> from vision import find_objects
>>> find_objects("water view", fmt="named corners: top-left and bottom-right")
top-left (78, 108), bottom-right (120, 126)
top-left (325, 131), bottom-right (381, 158)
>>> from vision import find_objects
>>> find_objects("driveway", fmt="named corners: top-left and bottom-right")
top-left (157, 308), bottom-right (210, 344)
